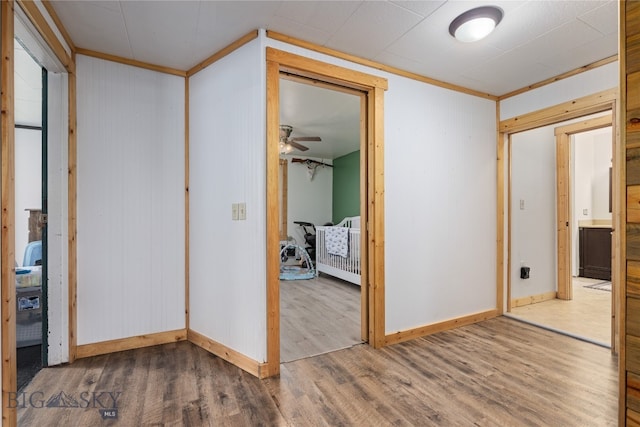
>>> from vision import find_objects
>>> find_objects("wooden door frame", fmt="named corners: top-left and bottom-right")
top-left (1, 4), bottom-right (17, 423)
top-left (264, 48), bottom-right (387, 377)
top-left (501, 89), bottom-right (617, 319)
top-left (2, 3), bottom-right (76, 424)
top-left (554, 114), bottom-right (613, 301)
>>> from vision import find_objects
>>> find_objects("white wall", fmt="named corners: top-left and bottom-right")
top-left (76, 55), bottom-right (185, 345)
top-left (14, 128), bottom-right (41, 266)
top-left (267, 37), bottom-right (497, 334)
top-left (511, 126), bottom-right (557, 298)
top-left (500, 61), bottom-right (618, 120)
top-left (14, 42), bottom-right (42, 127)
top-left (572, 127), bottom-right (612, 275)
top-left (189, 38), bottom-right (267, 361)
top-left (14, 37), bottom-right (43, 267)
top-left (573, 136), bottom-right (594, 223)
top-left (591, 130), bottom-right (614, 219)
top-left (285, 156), bottom-right (333, 245)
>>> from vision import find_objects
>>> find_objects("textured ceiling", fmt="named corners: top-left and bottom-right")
top-left (36, 1), bottom-right (619, 159)
top-left (50, 0), bottom-right (618, 96)
top-left (280, 79), bottom-right (361, 159)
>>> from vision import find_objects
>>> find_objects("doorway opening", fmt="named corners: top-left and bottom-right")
top-left (14, 38), bottom-right (48, 391)
top-left (278, 76), bottom-right (363, 363)
top-left (3, 5), bottom-right (72, 424)
top-left (264, 48), bottom-right (387, 377)
top-left (508, 112), bottom-right (613, 347)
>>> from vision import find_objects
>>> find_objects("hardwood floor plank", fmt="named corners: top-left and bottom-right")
top-left (509, 277), bottom-right (611, 344)
top-left (281, 274), bottom-right (361, 362)
top-left (17, 317), bottom-right (617, 426)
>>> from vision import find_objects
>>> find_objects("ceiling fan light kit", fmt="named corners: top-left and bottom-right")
top-left (279, 124), bottom-right (322, 154)
top-left (449, 6), bottom-right (503, 43)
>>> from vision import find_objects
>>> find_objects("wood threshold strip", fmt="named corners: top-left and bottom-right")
top-left (499, 55), bottom-right (618, 101)
top-left (384, 309), bottom-right (498, 346)
top-left (187, 329), bottom-right (267, 379)
top-left (76, 329), bottom-right (187, 359)
top-left (187, 30), bottom-right (259, 77)
top-left (266, 30), bottom-right (497, 101)
top-left (75, 47), bottom-right (187, 77)
top-left (16, 0), bottom-right (72, 71)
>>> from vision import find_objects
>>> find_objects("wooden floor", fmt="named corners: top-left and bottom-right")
top-left (17, 317), bottom-right (617, 426)
top-left (510, 277), bottom-right (611, 345)
top-left (281, 273), bottom-right (361, 362)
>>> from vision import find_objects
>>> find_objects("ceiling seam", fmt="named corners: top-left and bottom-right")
top-left (118, 0), bottom-right (135, 60)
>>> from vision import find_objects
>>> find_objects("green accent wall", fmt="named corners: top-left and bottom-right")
top-left (332, 150), bottom-right (360, 223)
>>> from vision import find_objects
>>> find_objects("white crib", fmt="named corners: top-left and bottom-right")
top-left (315, 216), bottom-right (361, 286)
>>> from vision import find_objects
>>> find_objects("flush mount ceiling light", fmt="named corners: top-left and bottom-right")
top-left (449, 6), bottom-right (503, 43)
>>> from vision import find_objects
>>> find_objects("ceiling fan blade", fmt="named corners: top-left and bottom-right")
top-left (291, 136), bottom-right (321, 142)
top-left (288, 141), bottom-right (309, 151)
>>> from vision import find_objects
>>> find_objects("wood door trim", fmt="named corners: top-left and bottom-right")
top-left (359, 94), bottom-right (368, 341)
top-left (16, 0), bottom-right (72, 70)
top-left (265, 59), bottom-right (281, 377)
top-left (500, 89), bottom-right (617, 134)
top-left (1, 2), bottom-right (17, 424)
top-left (496, 100), bottom-right (505, 314)
top-left (556, 131), bottom-right (572, 300)
top-left (554, 113), bottom-right (613, 301)
top-left (506, 134), bottom-right (512, 313)
top-left (265, 48), bottom-right (386, 376)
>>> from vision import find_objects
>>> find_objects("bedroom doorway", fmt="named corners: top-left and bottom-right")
top-left (265, 48), bottom-right (387, 376)
top-left (278, 76), bottom-right (363, 363)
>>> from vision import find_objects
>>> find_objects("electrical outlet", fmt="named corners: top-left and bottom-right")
top-left (238, 203), bottom-right (246, 220)
top-left (232, 203), bottom-right (239, 220)
top-left (583, 208), bottom-right (588, 216)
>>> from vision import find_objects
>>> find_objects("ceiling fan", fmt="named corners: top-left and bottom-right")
top-left (279, 125), bottom-right (321, 153)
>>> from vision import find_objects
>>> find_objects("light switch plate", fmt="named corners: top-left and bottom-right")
top-left (232, 203), bottom-right (239, 220)
top-left (238, 203), bottom-right (246, 220)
